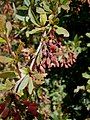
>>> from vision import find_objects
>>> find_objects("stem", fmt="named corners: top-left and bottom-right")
top-left (30, 31), bottom-right (46, 71)
top-left (30, 41), bottom-right (42, 71)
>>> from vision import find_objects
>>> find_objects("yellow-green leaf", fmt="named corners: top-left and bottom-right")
top-left (28, 77), bottom-right (34, 94)
top-left (28, 7), bottom-right (40, 27)
top-left (36, 7), bottom-right (45, 13)
top-left (18, 75), bottom-right (29, 92)
top-left (26, 27), bottom-right (43, 35)
top-left (86, 33), bottom-right (90, 38)
top-left (6, 21), bottom-right (12, 37)
top-left (54, 25), bottom-right (69, 37)
top-left (16, 14), bottom-right (26, 21)
top-left (0, 71), bottom-right (17, 79)
top-left (0, 56), bottom-right (14, 64)
top-left (0, 37), bottom-right (6, 43)
top-left (40, 13), bottom-right (47, 26)
top-left (0, 79), bottom-right (15, 91)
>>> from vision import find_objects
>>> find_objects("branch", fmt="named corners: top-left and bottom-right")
top-left (30, 31), bottom-right (46, 71)
top-left (30, 41), bottom-right (42, 71)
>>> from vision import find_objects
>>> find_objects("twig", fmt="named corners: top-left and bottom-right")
top-left (29, 31), bottom-right (46, 71)
top-left (30, 41), bottom-right (42, 71)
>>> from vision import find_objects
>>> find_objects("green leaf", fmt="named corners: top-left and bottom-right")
top-left (15, 14), bottom-right (26, 21)
top-left (0, 79), bottom-right (15, 91)
top-left (6, 21), bottom-right (12, 37)
top-left (40, 13), bottom-right (47, 26)
top-left (0, 71), bottom-right (17, 79)
top-left (28, 7), bottom-right (40, 27)
top-left (54, 25), bottom-right (69, 37)
top-left (24, 0), bottom-right (30, 6)
top-left (61, 4), bottom-right (70, 11)
top-left (18, 75), bottom-right (29, 92)
top-left (17, 5), bottom-right (28, 10)
top-left (41, 1), bottom-right (51, 13)
top-left (13, 3), bottom-right (17, 16)
top-left (87, 43), bottom-right (90, 47)
top-left (0, 56), bottom-right (14, 64)
top-left (87, 80), bottom-right (90, 85)
top-left (86, 33), bottom-right (90, 38)
top-left (82, 72), bottom-right (90, 79)
top-left (0, 84), bottom-right (6, 91)
top-left (60, 0), bottom-right (68, 5)
top-left (20, 67), bottom-right (30, 76)
top-left (86, 84), bottom-right (90, 93)
top-left (28, 77), bottom-right (34, 94)
top-left (36, 7), bottom-right (45, 13)
top-left (0, 37), bottom-right (6, 43)
top-left (26, 27), bottom-right (43, 35)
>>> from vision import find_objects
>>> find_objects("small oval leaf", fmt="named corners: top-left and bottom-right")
top-left (40, 13), bottom-right (47, 26)
top-left (86, 33), bottom-right (90, 38)
top-left (28, 7), bottom-right (40, 27)
top-left (18, 75), bottom-right (29, 92)
top-left (54, 25), bottom-right (69, 37)
top-left (0, 56), bottom-right (14, 64)
top-left (28, 77), bottom-right (34, 94)
top-left (0, 37), bottom-right (6, 43)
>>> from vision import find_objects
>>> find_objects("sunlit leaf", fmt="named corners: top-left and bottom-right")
top-left (61, 4), bottom-right (70, 11)
top-left (28, 77), bottom-right (34, 94)
top-left (87, 43), bottom-right (90, 47)
top-left (24, 0), bottom-right (30, 6)
top-left (60, 0), bottom-right (68, 5)
top-left (28, 7), bottom-right (40, 27)
top-left (15, 14), bottom-right (26, 21)
top-left (40, 13), bottom-right (47, 26)
top-left (54, 25), bottom-right (69, 37)
top-left (0, 79), bottom-right (15, 91)
top-left (86, 33), bottom-right (90, 38)
top-left (0, 56), bottom-right (14, 64)
top-left (0, 84), bottom-right (6, 91)
top-left (86, 84), bottom-right (90, 93)
top-left (0, 71), bottom-right (17, 79)
top-left (36, 7), bottom-right (45, 13)
top-left (6, 21), bottom-right (12, 37)
top-left (17, 5), bottom-right (28, 10)
top-left (26, 27), bottom-right (43, 35)
top-left (82, 72), bottom-right (90, 79)
top-left (0, 37), bottom-right (6, 43)
top-left (18, 75), bottom-right (29, 92)
top-left (41, 1), bottom-right (52, 13)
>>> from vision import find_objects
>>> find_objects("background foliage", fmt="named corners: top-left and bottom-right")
top-left (0, 0), bottom-right (90, 120)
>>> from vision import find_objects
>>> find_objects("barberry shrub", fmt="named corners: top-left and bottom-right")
top-left (0, 0), bottom-right (90, 120)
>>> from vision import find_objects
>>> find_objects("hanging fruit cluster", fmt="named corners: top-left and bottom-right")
top-left (36, 29), bottom-right (77, 73)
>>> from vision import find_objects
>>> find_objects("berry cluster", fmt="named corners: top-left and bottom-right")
top-left (37, 30), bottom-right (77, 73)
